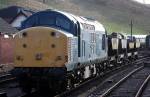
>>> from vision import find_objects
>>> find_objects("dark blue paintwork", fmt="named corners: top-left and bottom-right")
top-left (21, 10), bottom-right (78, 36)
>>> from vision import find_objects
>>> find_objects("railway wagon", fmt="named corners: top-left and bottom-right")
top-left (133, 35), bottom-right (146, 50)
top-left (107, 33), bottom-right (119, 64)
top-left (107, 32), bottom-right (127, 65)
top-left (144, 35), bottom-right (150, 56)
top-left (12, 10), bottom-right (108, 93)
top-left (146, 35), bottom-right (150, 49)
top-left (118, 33), bottom-right (127, 63)
top-left (127, 36), bottom-right (137, 60)
top-left (127, 35), bottom-right (142, 58)
top-left (134, 38), bottom-right (140, 58)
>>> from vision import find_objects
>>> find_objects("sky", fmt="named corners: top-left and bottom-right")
top-left (133, 0), bottom-right (150, 4)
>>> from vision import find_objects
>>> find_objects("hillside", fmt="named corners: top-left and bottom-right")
top-left (37, 0), bottom-right (150, 34)
top-left (1, 0), bottom-right (150, 34)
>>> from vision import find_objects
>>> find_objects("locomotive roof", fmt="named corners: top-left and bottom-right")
top-left (22, 9), bottom-right (105, 34)
top-left (58, 10), bottom-right (105, 32)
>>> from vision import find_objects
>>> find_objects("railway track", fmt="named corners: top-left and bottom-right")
top-left (55, 57), bottom-right (148, 97)
top-left (139, 75), bottom-right (150, 97)
top-left (0, 73), bottom-right (16, 97)
top-left (0, 73), bottom-right (15, 84)
top-left (99, 66), bottom-right (150, 97)
top-left (0, 92), bottom-right (7, 97)
top-left (0, 57), bottom-right (148, 97)
top-left (135, 75), bottom-right (150, 97)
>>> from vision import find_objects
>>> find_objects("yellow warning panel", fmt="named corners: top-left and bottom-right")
top-left (14, 27), bottom-right (68, 67)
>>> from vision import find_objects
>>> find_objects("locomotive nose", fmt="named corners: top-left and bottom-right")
top-left (14, 27), bottom-right (68, 68)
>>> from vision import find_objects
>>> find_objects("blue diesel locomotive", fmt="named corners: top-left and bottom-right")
top-left (12, 10), bottom-right (140, 94)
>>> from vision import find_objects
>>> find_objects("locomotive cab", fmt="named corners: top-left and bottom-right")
top-left (13, 27), bottom-right (78, 93)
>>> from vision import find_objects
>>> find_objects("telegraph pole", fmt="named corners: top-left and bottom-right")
top-left (131, 19), bottom-right (133, 41)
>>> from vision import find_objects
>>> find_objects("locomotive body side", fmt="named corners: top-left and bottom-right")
top-left (73, 18), bottom-right (108, 69)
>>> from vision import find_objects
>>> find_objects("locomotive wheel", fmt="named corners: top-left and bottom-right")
top-left (18, 74), bottom-right (33, 93)
top-left (67, 79), bottom-right (74, 90)
top-left (96, 65), bottom-right (101, 76)
top-left (67, 77), bottom-right (75, 90)
top-left (21, 83), bottom-right (32, 93)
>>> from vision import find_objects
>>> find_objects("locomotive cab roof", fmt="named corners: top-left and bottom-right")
top-left (21, 9), bottom-right (106, 36)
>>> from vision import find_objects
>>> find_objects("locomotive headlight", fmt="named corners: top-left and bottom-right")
top-left (35, 53), bottom-right (43, 60)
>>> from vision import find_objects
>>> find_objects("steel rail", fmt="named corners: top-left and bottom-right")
top-left (135, 74), bottom-right (150, 97)
top-left (100, 66), bottom-right (143, 97)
